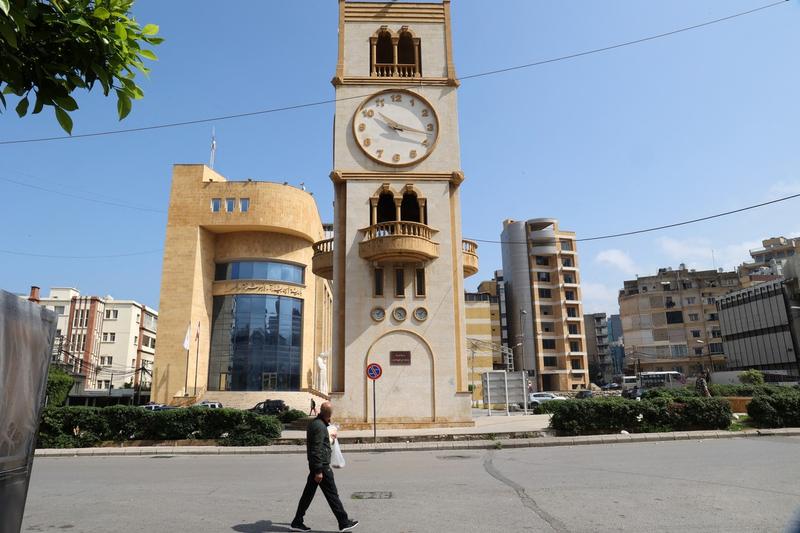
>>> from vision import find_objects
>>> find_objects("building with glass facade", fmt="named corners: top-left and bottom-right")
top-left (151, 165), bottom-right (332, 410)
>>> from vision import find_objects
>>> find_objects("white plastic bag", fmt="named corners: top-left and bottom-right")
top-left (331, 438), bottom-right (346, 469)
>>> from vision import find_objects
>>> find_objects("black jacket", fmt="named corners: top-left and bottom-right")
top-left (307, 416), bottom-right (331, 474)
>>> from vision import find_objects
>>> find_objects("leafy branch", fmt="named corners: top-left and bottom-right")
top-left (0, 0), bottom-right (162, 133)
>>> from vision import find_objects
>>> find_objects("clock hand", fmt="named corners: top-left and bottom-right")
top-left (378, 112), bottom-right (432, 136)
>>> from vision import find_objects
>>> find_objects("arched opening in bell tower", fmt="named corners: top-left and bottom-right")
top-left (400, 191), bottom-right (421, 223)
top-left (376, 192), bottom-right (396, 224)
top-left (375, 29), bottom-right (393, 65)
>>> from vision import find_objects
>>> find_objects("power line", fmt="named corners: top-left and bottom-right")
top-left (0, 175), bottom-right (167, 213)
top-left (469, 191), bottom-right (800, 245)
top-left (0, 0), bottom-right (788, 146)
top-left (0, 248), bottom-right (163, 259)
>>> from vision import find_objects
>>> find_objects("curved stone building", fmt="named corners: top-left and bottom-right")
top-left (152, 165), bottom-right (332, 409)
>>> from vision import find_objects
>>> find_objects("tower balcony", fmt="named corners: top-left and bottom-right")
top-left (312, 238), bottom-right (334, 280)
top-left (529, 228), bottom-right (558, 255)
top-left (359, 221), bottom-right (439, 263)
top-left (462, 239), bottom-right (479, 277)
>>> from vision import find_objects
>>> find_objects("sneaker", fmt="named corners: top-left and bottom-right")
top-left (339, 520), bottom-right (359, 531)
top-left (290, 522), bottom-right (311, 532)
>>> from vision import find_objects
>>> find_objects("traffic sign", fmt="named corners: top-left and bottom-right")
top-left (366, 363), bottom-right (382, 380)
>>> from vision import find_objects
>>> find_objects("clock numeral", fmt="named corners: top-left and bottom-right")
top-left (421, 138), bottom-right (429, 147)
top-left (391, 94), bottom-right (402, 103)
top-left (374, 98), bottom-right (385, 107)
top-left (376, 149), bottom-right (384, 158)
top-left (358, 123), bottom-right (366, 132)
top-left (426, 123), bottom-right (434, 132)
top-left (409, 150), bottom-right (417, 158)
top-left (421, 109), bottom-right (429, 117)
top-left (363, 109), bottom-right (374, 118)
top-left (364, 138), bottom-right (371, 147)
top-left (392, 153), bottom-right (401, 163)
top-left (409, 99), bottom-right (415, 107)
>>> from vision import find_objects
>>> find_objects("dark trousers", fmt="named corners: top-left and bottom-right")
top-left (293, 466), bottom-right (349, 526)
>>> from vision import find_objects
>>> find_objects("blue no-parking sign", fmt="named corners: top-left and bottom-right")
top-left (366, 363), bottom-right (382, 380)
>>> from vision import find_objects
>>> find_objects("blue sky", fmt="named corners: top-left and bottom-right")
top-left (1, 0), bottom-right (799, 314)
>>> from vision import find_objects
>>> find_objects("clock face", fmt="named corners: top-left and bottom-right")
top-left (392, 307), bottom-right (408, 322)
top-left (371, 307), bottom-right (386, 322)
top-left (352, 89), bottom-right (439, 167)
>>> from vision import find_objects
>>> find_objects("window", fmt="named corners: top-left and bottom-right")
top-left (686, 297), bottom-right (696, 305)
top-left (211, 198), bottom-right (221, 212)
top-left (566, 307), bottom-right (577, 318)
top-left (707, 313), bottom-right (719, 321)
top-left (562, 258), bottom-right (573, 267)
top-left (133, 335), bottom-right (138, 346)
top-left (100, 356), bottom-right (113, 366)
top-left (571, 359), bottom-right (582, 370)
top-left (216, 261), bottom-right (304, 284)
top-left (541, 322), bottom-right (555, 333)
top-left (709, 342), bottom-right (723, 354)
top-left (564, 274), bottom-right (575, 284)
top-left (105, 309), bottom-right (119, 320)
top-left (395, 268), bottom-right (405, 297)
top-left (225, 198), bottom-right (235, 212)
top-left (102, 332), bottom-right (116, 343)
top-left (374, 267), bottom-right (384, 296)
top-left (131, 359), bottom-right (137, 369)
top-left (240, 198), bottom-right (250, 212)
top-left (543, 356), bottom-right (558, 367)
top-left (415, 268), bottom-right (426, 297)
top-left (97, 380), bottom-right (110, 390)
top-left (538, 288), bottom-right (552, 299)
top-left (694, 348), bottom-right (703, 355)
top-left (570, 341), bottom-right (580, 352)
top-left (568, 324), bottom-right (579, 335)
top-left (671, 344), bottom-right (688, 357)
top-left (54, 305), bottom-right (65, 315)
top-left (711, 329), bottom-right (722, 338)
top-left (691, 330), bottom-right (701, 338)
top-left (535, 256), bottom-right (549, 266)
top-left (560, 240), bottom-right (573, 251)
top-left (565, 290), bottom-right (576, 301)
top-left (666, 311), bottom-right (684, 324)
top-left (542, 339), bottom-right (556, 350)
top-left (143, 335), bottom-right (156, 349)
top-left (537, 272), bottom-right (551, 283)
top-left (689, 313), bottom-right (699, 321)
top-left (371, 26), bottom-right (421, 78)
top-left (400, 191), bottom-right (421, 222)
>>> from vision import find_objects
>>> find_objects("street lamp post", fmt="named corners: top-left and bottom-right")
top-left (519, 308), bottom-right (527, 379)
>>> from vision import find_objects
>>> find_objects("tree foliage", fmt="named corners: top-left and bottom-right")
top-left (46, 366), bottom-right (74, 406)
top-left (0, 0), bottom-right (162, 133)
top-left (738, 369), bottom-right (765, 386)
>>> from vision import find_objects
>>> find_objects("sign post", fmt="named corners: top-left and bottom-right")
top-left (366, 363), bottom-right (382, 443)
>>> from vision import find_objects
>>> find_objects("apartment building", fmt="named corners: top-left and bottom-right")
top-left (32, 287), bottom-right (157, 391)
top-left (500, 218), bottom-right (589, 391)
top-left (584, 313), bottom-right (611, 383)
top-left (717, 278), bottom-right (800, 377)
top-left (465, 291), bottom-right (501, 403)
top-left (608, 314), bottom-right (625, 376)
top-left (739, 236), bottom-right (799, 278)
top-left (619, 266), bottom-right (741, 374)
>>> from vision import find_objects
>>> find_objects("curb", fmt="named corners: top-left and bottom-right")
top-left (33, 428), bottom-right (800, 458)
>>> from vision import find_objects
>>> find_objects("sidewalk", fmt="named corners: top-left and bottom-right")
top-left (280, 410), bottom-right (552, 442)
top-left (34, 427), bottom-right (800, 458)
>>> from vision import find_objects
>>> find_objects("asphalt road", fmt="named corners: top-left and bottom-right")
top-left (21, 437), bottom-right (800, 533)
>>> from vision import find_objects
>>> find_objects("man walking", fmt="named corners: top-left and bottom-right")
top-left (291, 401), bottom-right (358, 532)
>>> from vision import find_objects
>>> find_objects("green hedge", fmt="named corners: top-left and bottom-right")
top-left (278, 409), bottom-right (308, 424)
top-left (46, 366), bottom-right (74, 406)
top-left (532, 401), bottom-right (569, 415)
top-left (707, 384), bottom-right (797, 398)
top-left (746, 391), bottom-right (800, 428)
top-left (38, 406), bottom-right (282, 448)
top-left (550, 397), bottom-right (732, 436)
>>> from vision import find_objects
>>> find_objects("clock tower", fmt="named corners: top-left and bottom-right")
top-left (312, 0), bottom-right (477, 428)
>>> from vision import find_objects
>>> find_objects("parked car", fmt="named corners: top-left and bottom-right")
top-left (195, 400), bottom-right (223, 409)
top-left (575, 390), bottom-right (594, 399)
top-left (601, 383), bottom-right (620, 390)
top-left (249, 399), bottom-right (289, 415)
top-left (622, 387), bottom-right (643, 400)
top-left (141, 403), bottom-right (165, 412)
top-left (528, 392), bottom-right (567, 405)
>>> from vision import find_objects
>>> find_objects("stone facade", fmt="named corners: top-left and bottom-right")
top-left (151, 165), bottom-right (332, 406)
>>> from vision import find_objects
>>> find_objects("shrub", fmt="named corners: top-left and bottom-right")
top-left (747, 394), bottom-right (800, 428)
top-left (549, 397), bottom-right (731, 436)
top-left (532, 401), bottom-right (568, 415)
top-left (278, 409), bottom-right (308, 424)
top-left (642, 387), bottom-right (698, 401)
top-left (708, 384), bottom-right (798, 398)
top-left (738, 369), bottom-right (765, 385)
top-left (36, 406), bottom-right (283, 448)
top-left (46, 366), bottom-right (74, 406)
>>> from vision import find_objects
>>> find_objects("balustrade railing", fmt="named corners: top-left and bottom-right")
top-left (361, 221), bottom-right (434, 242)
top-left (373, 63), bottom-right (419, 78)
top-left (313, 238), bottom-right (334, 255)
top-left (462, 239), bottom-right (478, 255)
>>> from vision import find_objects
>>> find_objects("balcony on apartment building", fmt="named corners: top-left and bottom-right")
top-left (462, 238), bottom-right (479, 277)
top-left (359, 221), bottom-right (440, 263)
top-left (528, 219), bottom-right (559, 255)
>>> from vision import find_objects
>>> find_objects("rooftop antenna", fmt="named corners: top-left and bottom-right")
top-left (209, 127), bottom-right (217, 169)
top-left (300, 181), bottom-right (306, 191)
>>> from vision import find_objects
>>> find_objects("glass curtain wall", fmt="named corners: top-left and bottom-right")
top-left (208, 294), bottom-right (303, 391)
